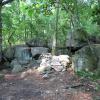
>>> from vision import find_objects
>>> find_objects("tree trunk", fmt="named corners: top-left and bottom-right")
top-left (52, 0), bottom-right (59, 55)
top-left (73, 0), bottom-right (80, 29)
top-left (0, 5), bottom-right (2, 61)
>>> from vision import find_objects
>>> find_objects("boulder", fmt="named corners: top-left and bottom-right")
top-left (89, 36), bottom-right (100, 44)
top-left (31, 47), bottom-right (49, 57)
top-left (11, 59), bottom-right (24, 73)
top-left (26, 38), bottom-right (47, 47)
top-left (27, 59), bottom-right (40, 68)
top-left (37, 54), bottom-right (51, 73)
top-left (14, 45), bottom-right (32, 65)
top-left (51, 55), bottom-right (70, 71)
top-left (37, 53), bottom-right (71, 73)
top-left (72, 44), bottom-right (100, 72)
top-left (3, 47), bottom-right (15, 60)
top-left (66, 29), bottom-right (88, 50)
top-left (51, 56), bottom-right (63, 72)
top-left (3, 61), bottom-right (11, 68)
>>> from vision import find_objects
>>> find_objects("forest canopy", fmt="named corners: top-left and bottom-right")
top-left (1, 0), bottom-right (100, 49)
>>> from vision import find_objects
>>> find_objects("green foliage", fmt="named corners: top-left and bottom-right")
top-left (76, 70), bottom-right (100, 80)
top-left (1, 0), bottom-right (100, 80)
top-left (1, 0), bottom-right (100, 49)
top-left (76, 70), bottom-right (100, 91)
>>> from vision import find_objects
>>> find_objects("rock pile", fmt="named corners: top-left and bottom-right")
top-left (37, 53), bottom-right (71, 73)
top-left (3, 45), bottom-right (49, 73)
top-left (2, 35), bottom-right (100, 75)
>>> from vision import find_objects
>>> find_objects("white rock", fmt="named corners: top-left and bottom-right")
top-left (38, 54), bottom-right (71, 72)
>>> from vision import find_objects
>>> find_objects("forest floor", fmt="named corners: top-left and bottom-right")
top-left (0, 68), bottom-right (100, 100)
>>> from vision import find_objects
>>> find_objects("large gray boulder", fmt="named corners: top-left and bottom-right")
top-left (66, 29), bottom-right (88, 48)
top-left (10, 59), bottom-right (24, 73)
top-left (31, 47), bottom-right (49, 57)
top-left (3, 47), bottom-right (15, 60)
top-left (72, 44), bottom-right (100, 72)
top-left (14, 45), bottom-right (32, 65)
top-left (27, 59), bottom-right (40, 68)
top-left (26, 38), bottom-right (47, 47)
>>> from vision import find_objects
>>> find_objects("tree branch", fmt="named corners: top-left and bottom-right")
top-left (2, 0), bottom-right (14, 6)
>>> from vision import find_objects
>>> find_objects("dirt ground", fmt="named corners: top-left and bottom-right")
top-left (0, 68), bottom-right (100, 100)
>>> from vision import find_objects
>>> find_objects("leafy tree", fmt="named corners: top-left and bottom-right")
top-left (1, 0), bottom-right (100, 55)
top-left (0, 0), bottom-right (14, 61)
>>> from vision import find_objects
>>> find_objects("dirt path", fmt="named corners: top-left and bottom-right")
top-left (0, 69), bottom-right (100, 100)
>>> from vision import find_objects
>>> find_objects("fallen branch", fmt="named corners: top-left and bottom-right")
top-left (65, 83), bottom-right (84, 89)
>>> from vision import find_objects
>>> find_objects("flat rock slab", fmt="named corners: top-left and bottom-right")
top-left (31, 47), bottom-right (49, 57)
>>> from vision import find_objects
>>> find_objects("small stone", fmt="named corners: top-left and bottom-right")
top-left (42, 74), bottom-right (49, 79)
top-left (20, 72), bottom-right (27, 78)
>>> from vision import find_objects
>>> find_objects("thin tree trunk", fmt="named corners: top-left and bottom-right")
top-left (52, 0), bottom-right (59, 55)
top-left (73, 0), bottom-right (80, 29)
top-left (0, 5), bottom-right (2, 61)
top-left (30, 17), bottom-right (33, 38)
top-left (24, 27), bottom-right (27, 41)
top-left (23, 14), bottom-right (27, 41)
